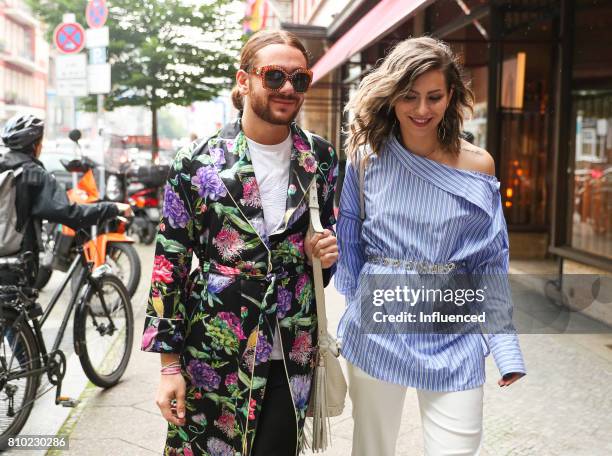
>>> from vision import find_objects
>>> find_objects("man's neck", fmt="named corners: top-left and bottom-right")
top-left (241, 106), bottom-right (290, 145)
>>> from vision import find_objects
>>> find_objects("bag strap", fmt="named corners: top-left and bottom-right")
top-left (1, 166), bottom-right (24, 180)
top-left (303, 130), bottom-right (329, 340)
top-left (357, 150), bottom-right (366, 221)
top-left (307, 176), bottom-right (328, 341)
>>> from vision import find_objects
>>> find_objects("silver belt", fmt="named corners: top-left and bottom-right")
top-left (367, 256), bottom-right (459, 274)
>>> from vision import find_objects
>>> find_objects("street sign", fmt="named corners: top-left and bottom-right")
top-left (86, 0), bottom-right (108, 29)
top-left (57, 78), bottom-right (88, 97)
top-left (88, 63), bottom-right (111, 94)
top-left (86, 26), bottom-right (109, 48)
top-left (54, 22), bottom-right (86, 54)
top-left (56, 54), bottom-right (87, 79)
top-left (56, 54), bottom-right (88, 97)
top-left (88, 47), bottom-right (107, 65)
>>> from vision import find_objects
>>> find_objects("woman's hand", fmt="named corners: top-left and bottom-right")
top-left (498, 372), bottom-right (525, 387)
top-left (305, 229), bottom-right (338, 269)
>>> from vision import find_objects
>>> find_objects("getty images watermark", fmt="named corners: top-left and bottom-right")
top-left (358, 274), bottom-right (612, 335)
top-left (372, 284), bottom-right (487, 324)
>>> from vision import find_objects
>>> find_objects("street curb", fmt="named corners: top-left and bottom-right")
top-left (44, 312), bottom-right (138, 455)
top-left (45, 381), bottom-right (98, 456)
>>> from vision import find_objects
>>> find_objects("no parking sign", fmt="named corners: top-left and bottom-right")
top-left (86, 0), bottom-right (108, 29)
top-left (54, 22), bottom-right (86, 54)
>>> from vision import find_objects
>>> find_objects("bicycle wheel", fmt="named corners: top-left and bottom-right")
top-left (73, 243), bottom-right (141, 298)
top-left (0, 310), bottom-right (41, 448)
top-left (74, 274), bottom-right (134, 388)
top-left (106, 242), bottom-right (141, 298)
top-left (33, 265), bottom-right (53, 290)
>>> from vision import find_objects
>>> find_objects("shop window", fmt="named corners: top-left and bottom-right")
top-left (570, 92), bottom-right (612, 259)
top-left (498, 1), bottom-right (556, 229)
top-left (568, 0), bottom-right (612, 259)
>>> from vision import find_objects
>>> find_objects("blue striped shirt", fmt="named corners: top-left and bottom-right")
top-left (334, 134), bottom-right (526, 392)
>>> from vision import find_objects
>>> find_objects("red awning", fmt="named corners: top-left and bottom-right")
top-left (312, 0), bottom-right (429, 83)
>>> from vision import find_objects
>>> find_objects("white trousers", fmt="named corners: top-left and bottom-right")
top-left (348, 363), bottom-right (483, 456)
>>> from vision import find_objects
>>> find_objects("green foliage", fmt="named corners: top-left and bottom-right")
top-left (28, 0), bottom-right (242, 112)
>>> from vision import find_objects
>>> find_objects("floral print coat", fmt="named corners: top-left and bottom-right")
top-left (141, 118), bottom-right (338, 456)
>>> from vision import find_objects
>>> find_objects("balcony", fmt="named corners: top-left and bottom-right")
top-left (1, 89), bottom-right (44, 112)
top-left (3, 5), bottom-right (38, 28)
top-left (0, 49), bottom-right (40, 73)
top-left (1, 100), bottom-right (45, 121)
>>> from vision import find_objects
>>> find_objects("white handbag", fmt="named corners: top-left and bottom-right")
top-left (304, 164), bottom-right (347, 451)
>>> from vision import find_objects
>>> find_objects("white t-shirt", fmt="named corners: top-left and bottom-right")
top-left (246, 134), bottom-right (292, 234)
top-left (245, 133), bottom-right (292, 360)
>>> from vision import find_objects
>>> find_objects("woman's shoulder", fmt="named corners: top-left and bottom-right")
top-left (457, 139), bottom-right (495, 176)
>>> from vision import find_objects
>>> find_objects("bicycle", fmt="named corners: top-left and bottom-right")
top-left (0, 221), bottom-right (134, 449)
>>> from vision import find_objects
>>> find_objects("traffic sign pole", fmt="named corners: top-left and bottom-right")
top-left (97, 94), bottom-right (105, 198)
top-left (86, 0), bottom-right (110, 197)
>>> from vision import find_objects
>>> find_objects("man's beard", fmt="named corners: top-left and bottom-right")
top-left (249, 92), bottom-right (302, 125)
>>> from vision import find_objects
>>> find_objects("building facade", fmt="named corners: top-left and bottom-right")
top-left (0, 0), bottom-right (48, 123)
top-left (286, 0), bottom-right (611, 275)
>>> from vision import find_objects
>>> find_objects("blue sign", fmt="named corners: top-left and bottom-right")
top-left (86, 0), bottom-right (108, 29)
top-left (54, 22), bottom-right (85, 54)
top-left (89, 47), bottom-right (107, 65)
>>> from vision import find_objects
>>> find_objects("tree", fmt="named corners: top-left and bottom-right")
top-left (158, 108), bottom-right (188, 139)
top-left (29, 0), bottom-right (242, 157)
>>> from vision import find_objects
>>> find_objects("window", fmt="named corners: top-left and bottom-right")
top-left (568, 0), bottom-right (612, 259)
top-left (497, 2), bottom-right (556, 229)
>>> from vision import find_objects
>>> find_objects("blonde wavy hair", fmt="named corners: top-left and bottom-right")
top-left (345, 36), bottom-right (474, 163)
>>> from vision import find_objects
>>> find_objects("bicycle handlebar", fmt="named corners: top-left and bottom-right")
top-left (73, 213), bottom-right (132, 243)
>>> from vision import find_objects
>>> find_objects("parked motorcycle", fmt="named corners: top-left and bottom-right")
top-left (126, 161), bottom-right (167, 245)
top-left (33, 131), bottom-right (141, 297)
top-left (128, 184), bottom-right (160, 245)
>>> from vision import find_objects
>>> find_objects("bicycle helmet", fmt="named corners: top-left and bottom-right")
top-left (1, 114), bottom-right (44, 152)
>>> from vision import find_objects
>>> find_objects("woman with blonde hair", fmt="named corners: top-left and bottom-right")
top-left (335, 36), bottom-right (526, 455)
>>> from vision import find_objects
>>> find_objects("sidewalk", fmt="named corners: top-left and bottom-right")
top-left (51, 255), bottom-right (612, 455)
top-left (48, 245), bottom-right (166, 455)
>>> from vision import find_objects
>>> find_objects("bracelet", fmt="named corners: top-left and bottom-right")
top-left (161, 366), bottom-right (182, 375)
top-left (161, 360), bottom-right (181, 375)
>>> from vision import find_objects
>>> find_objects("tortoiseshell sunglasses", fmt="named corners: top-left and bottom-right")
top-left (249, 65), bottom-right (313, 93)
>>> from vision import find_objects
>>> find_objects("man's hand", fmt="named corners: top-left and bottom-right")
top-left (305, 229), bottom-right (338, 269)
top-left (156, 360), bottom-right (187, 427)
top-left (115, 202), bottom-right (133, 217)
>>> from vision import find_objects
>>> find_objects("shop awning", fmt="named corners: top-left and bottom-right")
top-left (312, 0), bottom-right (429, 83)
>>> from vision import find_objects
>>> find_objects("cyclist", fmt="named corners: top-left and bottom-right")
top-left (0, 114), bottom-right (132, 286)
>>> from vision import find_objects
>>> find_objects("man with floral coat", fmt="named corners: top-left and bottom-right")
top-left (142, 30), bottom-right (339, 456)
